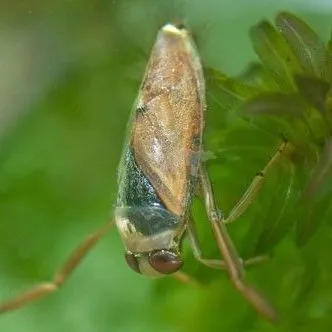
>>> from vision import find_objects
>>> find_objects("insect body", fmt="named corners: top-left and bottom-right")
top-left (115, 23), bottom-right (204, 277)
top-left (0, 23), bottom-right (287, 324)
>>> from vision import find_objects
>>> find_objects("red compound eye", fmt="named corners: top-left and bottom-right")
top-left (148, 250), bottom-right (183, 274)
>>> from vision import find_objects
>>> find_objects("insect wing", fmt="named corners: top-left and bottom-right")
top-left (131, 25), bottom-right (205, 216)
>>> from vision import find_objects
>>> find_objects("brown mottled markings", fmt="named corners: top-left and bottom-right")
top-left (131, 27), bottom-right (205, 216)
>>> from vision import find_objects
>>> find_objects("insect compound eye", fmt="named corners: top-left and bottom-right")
top-left (173, 22), bottom-right (186, 30)
top-left (148, 250), bottom-right (183, 275)
top-left (124, 252), bottom-right (141, 274)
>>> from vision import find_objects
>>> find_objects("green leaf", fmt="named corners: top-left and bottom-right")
top-left (324, 86), bottom-right (332, 121)
top-left (255, 162), bottom-right (297, 252)
top-left (206, 67), bottom-right (260, 112)
top-left (237, 62), bottom-right (279, 90)
top-left (238, 92), bottom-right (310, 143)
top-left (301, 138), bottom-right (332, 201)
top-left (276, 12), bottom-right (332, 83)
top-left (295, 139), bottom-right (332, 247)
top-left (240, 92), bottom-right (305, 117)
top-left (295, 195), bottom-right (332, 247)
top-left (249, 20), bottom-right (303, 92)
top-left (328, 29), bottom-right (332, 53)
top-left (294, 75), bottom-right (330, 113)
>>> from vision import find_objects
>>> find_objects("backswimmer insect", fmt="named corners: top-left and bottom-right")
top-left (0, 23), bottom-right (289, 323)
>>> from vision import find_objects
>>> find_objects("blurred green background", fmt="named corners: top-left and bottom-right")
top-left (0, 1), bottom-right (332, 331)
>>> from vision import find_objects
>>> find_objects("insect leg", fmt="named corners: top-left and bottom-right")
top-left (0, 221), bottom-right (113, 314)
top-left (225, 140), bottom-right (290, 224)
top-left (199, 165), bottom-right (278, 323)
top-left (172, 271), bottom-right (199, 284)
top-left (187, 214), bottom-right (268, 270)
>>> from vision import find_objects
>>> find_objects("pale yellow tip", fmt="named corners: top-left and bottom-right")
top-left (162, 23), bottom-right (188, 36)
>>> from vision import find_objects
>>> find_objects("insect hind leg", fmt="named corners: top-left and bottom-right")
top-left (225, 139), bottom-right (290, 225)
top-left (198, 165), bottom-right (278, 323)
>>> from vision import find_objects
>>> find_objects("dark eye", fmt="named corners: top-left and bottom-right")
top-left (124, 252), bottom-right (141, 274)
top-left (174, 23), bottom-right (186, 30)
top-left (148, 250), bottom-right (183, 274)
